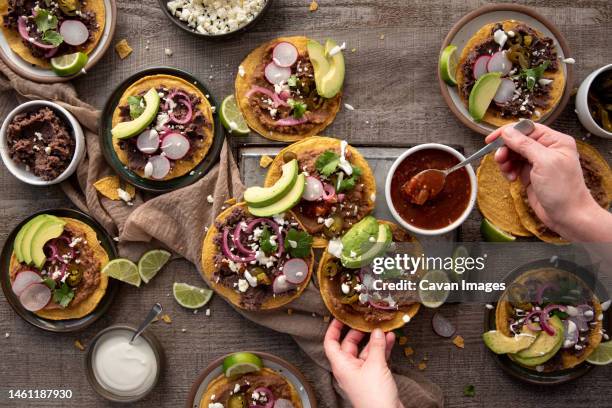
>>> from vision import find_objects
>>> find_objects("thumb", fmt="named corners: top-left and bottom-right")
top-left (501, 126), bottom-right (548, 164)
top-left (364, 329), bottom-right (388, 367)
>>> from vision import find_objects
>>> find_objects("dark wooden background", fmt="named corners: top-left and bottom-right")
top-left (1, 0), bottom-right (611, 407)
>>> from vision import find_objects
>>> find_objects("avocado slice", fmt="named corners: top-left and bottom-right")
top-left (244, 159), bottom-right (298, 208)
top-left (514, 315), bottom-right (564, 359)
top-left (111, 88), bottom-right (161, 139)
top-left (341, 223), bottom-right (391, 268)
top-left (307, 39), bottom-right (345, 98)
top-left (20, 215), bottom-right (64, 266)
top-left (31, 219), bottom-right (66, 269)
top-left (483, 327), bottom-right (538, 355)
top-left (468, 72), bottom-right (501, 121)
top-left (248, 173), bottom-right (305, 217)
top-left (14, 216), bottom-right (45, 263)
top-left (340, 216), bottom-right (379, 257)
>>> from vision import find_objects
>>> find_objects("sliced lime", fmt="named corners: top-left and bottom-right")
top-left (418, 269), bottom-right (450, 308)
top-left (138, 249), bottom-right (171, 283)
top-left (439, 45), bottom-right (458, 86)
top-left (173, 282), bottom-right (213, 309)
top-left (50, 52), bottom-right (88, 76)
top-left (481, 218), bottom-right (516, 242)
top-left (586, 341), bottom-right (612, 366)
top-left (102, 258), bottom-right (141, 287)
top-left (220, 95), bottom-right (249, 135)
top-left (222, 352), bottom-right (263, 378)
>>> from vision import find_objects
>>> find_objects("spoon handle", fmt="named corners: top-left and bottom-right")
top-left (448, 119), bottom-right (535, 173)
top-left (130, 303), bottom-right (163, 344)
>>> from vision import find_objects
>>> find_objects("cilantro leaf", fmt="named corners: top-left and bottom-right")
top-left (287, 75), bottom-right (298, 87)
top-left (315, 150), bottom-right (340, 177)
top-left (288, 99), bottom-right (307, 118)
top-left (127, 96), bottom-right (145, 119)
top-left (520, 61), bottom-right (550, 91)
top-left (52, 283), bottom-right (74, 308)
top-left (259, 226), bottom-right (278, 255)
top-left (41, 30), bottom-right (63, 47)
top-left (284, 228), bottom-right (313, 258)
top-left (463, 385), bottom-right (475, 397)
top-left (337, 166), bottom-right (362, 192)
top-left (42, 277), bottom-right (56, 290)
top-left (35, 9), bottom-right (58, 32)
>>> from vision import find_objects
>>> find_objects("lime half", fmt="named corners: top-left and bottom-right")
top-left (586, 341), bottom-right (612, 365)
top-left (50, 52), bottom-right (88, 76)
top-left (439, 45), bottom-right (458, 86)
top-left (418, 269), bottom-right (450, 308)
top-left (481, 218), bottom-right (516, 242)
top-left (138, 249), bottom-right (171, 284)
top-left (222, 352), bottom-right (263, 377)
top-left (102, 258), bottom-right (141, 287)
top-left (220, 95), bottom-right (249, 135)
top-left (173, 282), bottom-right (213, 309)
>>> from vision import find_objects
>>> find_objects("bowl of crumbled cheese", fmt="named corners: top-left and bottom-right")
top-left (161, 0), bottom-right (272, 38)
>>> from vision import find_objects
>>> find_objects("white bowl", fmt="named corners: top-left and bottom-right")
top-left (576, 64), bottom-right (612, 139)
top-left (0, 100), bottom-right (85, 185)
top-left (385, 143), bottom-right (477, 236)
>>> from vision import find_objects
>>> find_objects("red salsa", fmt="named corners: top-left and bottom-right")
top-left (390, 148), bottom-right (471, 230)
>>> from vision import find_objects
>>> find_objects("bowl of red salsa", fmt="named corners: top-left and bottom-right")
top-left (385, 144), bottom-right (476, 235)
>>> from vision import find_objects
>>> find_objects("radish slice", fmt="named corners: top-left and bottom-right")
top-left (283, 258), bottom-right (309, 284)
top-left (272, 42), bottom-right (299, 67)
top-left (432, 312), bottom-right (456, 338)
top-left (302, 176), bottom-right (324, 201)
top-left (473, 55), bottom-right (491, 80)
top-left (147, 155), bottom-right (171, 179)
top-left (19, 283), bottom-right (51, 311)
top-left (59, 20), bottom-right (89, 46)
top-left (160, 133), bottom-right (190, 160)
top-left (264, 62), bottom-right (291, 84)
top-left (272, 275), bottom-right (296, 294)
top-left (136, 129), bottom-right (160, 154)
top-left (487, 51), bottom-right (512, 76)
top-left (493, 78), bottom-right (516, 103)
top-left (12, 271), bottom-right (42, 296)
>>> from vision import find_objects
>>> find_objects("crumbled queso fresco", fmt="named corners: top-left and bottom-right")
top-left (166, 0), bottom-right (267, 35)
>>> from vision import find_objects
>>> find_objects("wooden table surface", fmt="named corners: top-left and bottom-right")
top-left (1, 0), bottom-right (611, 407)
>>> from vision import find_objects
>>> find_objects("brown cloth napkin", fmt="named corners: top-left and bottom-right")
top-left (0, 61), bottom-right (443, 408)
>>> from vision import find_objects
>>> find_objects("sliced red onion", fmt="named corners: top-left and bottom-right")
top-left (17, 17), bottom-right (56, 50)
top-left (163, 91), bottom-right (191, 111)
top-left (264, 62), bottom-right (292, 84)
top-left (168, 98), bottom-right (193, 124)
top-left (45, 241), bottom-right (59, 262)
top-left (278, 90), bottom-right (291, 101)
top-left (337, 193), bottom-right (345, 202)
top-left (487, 51), bottom-right (512, 76)
top-left (272, 42), bottom-right (299, 67)
top-left (302, 176), bottom-right (324, 201)
top-left (493, 78), bottom-right (516, 104)
top-left (44, 47), bottom-right (58, 58)
top-left (161, 133), bottom-right (190, 160)
top-left (19, 283), bottom-right (51, 311)
top-left (12, 271), bottom-right (42, 296)
top-left (275, 117), bottom-right (309, 126)
top-left (245, 86), bottom-right (289, 107)
top-left (272, 275), bottom-right (296, 294)
top-left (562, 319), bottom-right (579, 348)
top-left (283, 258), bottom-right (308, 284)
top-left (535, 282), bottom-right (560, 305)
top-left (246, 218), bottom-right (284, 257)
top-left (136, 129), bottom-right (160, 154)
top-left (221, 228), bottom-right (255, 263)
top-left (473, 55), bottom-right (491, 80)
top-left (147, 155), bottom-right (171, 180)
top-left (252, 387), bottom-right (275, 408)
top-left (233, 223), bottom-right (255, 256)
top-left (322, 183), bottom-right (336, 201)
top-left (523, 310), bottom-right (543, 332)
top-left (59, 20), bottom-right (89, 46)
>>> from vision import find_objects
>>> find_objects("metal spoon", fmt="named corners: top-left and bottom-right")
top-left (403, 119), bottom-right (536, 205)
top-left (130, 303), bottom-right (163, 344)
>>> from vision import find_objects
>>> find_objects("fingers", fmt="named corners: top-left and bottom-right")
top-left (500, 126), bottom-right (549, 164)
top-left (364, 329), bottom-right (389, 367)
top-left (324, 319), bottom-right (344, 357)
top-left (385, 332), bottom-right (395, 360)
top-left (341, 329), bottom-right (365, 356)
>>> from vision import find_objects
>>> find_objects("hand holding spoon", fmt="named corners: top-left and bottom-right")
top-left (402, 120), bottom-right (536, 205)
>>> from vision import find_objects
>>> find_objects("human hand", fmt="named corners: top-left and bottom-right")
top-left (485, 123), bottom-right (600, 239)
top-left (323, 319), bottom-right (403, 408)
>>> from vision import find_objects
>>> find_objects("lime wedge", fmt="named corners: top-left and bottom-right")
top-left (586, 341), bottom-right (612, 366)
top-left (220, 95), bottom-right (249, 135)
top-left (138, 249), bottom-right (171, 284)
top-left (222, 352), bottom-right (263, 377)
top-left (50, 52), bottom-right (88, 76)
top-left (173, 282), bottom-right (213, 309)
top-left (481, 218), bottom-right (516, 242)
top-left (439, 45), bottom-right (458, 86)
top-left (418, 269), bottom-right (450, 308)
top-left (102, 258), bottom-right (141, 287)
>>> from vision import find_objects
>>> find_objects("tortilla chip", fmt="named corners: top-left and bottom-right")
top-left (0, 1), bottom-right (106, 69)
top-left (455, 21), bottom-right (565, 128)
top-left (477, 153), bottom-right (531, 237)
top-left (259, 155), bottom-right (273, 168)
top-left (111, 74), bottom-right (215, 180)
top-left (93, 176), bottom-right (135, 201)
top-left (235, 36), bottom-right (342, 142)
top-left (309, 1), bottom-right (318, 12)
top-left (115, 39), bottom-right (133, 59)
top-left (452, 335), bottom-right (465, 349)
